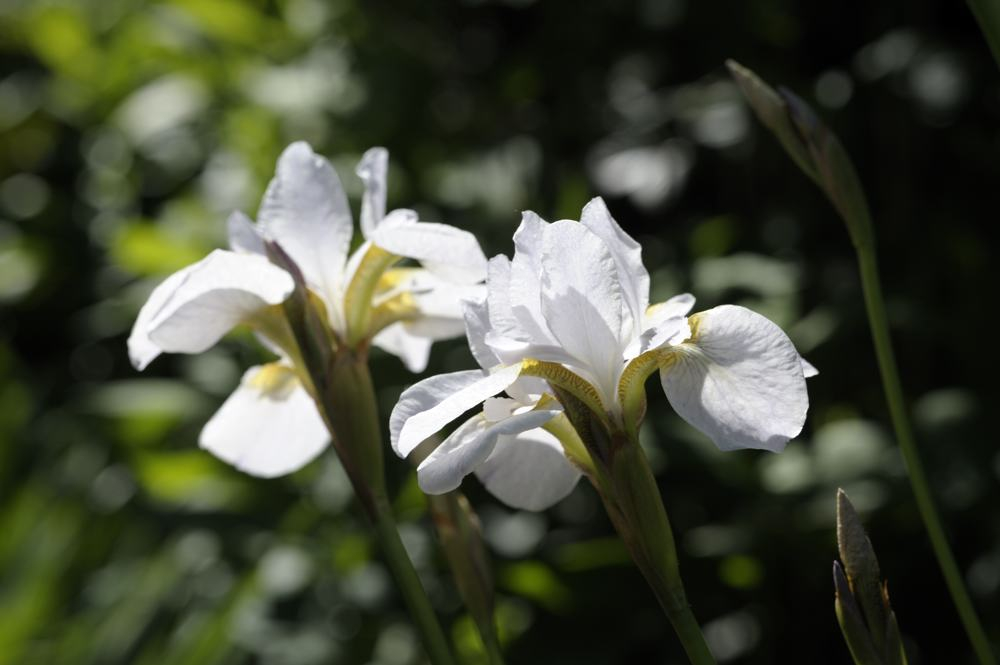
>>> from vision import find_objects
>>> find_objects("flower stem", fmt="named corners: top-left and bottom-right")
top-left (321, 352), bottom-right (456, 665)
top-left (856, 248), bottom-right (997, 665)
top-left (605, 440), bottom-right (717, 665)
top-left (370, 495), bottom-right (457, 665)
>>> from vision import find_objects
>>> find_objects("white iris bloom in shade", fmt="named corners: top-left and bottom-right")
top-left (128, 142), bottom-right (487, 477)
top-left (390, 197), bottom-right (816, 508)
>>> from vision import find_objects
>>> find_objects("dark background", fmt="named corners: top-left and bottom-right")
top-left (1, 0), bottom-right (997, 663)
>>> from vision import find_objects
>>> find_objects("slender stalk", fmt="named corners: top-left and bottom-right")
top-left (856, 249), bottom-right (997, 665)
top-left (321, 352), bottom-right (456, 665)
top-left (606, 440), bottom-right (717, 665)
top-left (969, 0), bottom-right (1000, 71)
top-left (370, 495), bottom-right (457, 665)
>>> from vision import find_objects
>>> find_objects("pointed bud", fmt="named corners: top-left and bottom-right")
top-left (834, 489), bottom-right (909, 665)
top-left (428, 492), bottom-right (498, 647)
top-left (727, 60), bottom-right (874, 251)
top-left (834, 561), bottom-right (883, 665)
top-left (837, 489), bottom-right (888, 649)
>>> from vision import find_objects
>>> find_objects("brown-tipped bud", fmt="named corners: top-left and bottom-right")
top-left (727, 60), bottom-right (874, 251)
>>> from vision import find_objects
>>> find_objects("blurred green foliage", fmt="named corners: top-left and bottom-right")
top-left (1, 0), bottom-right (998, 664)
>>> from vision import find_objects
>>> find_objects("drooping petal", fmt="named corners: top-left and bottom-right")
top-left (372, 220), bottom-right (488, 284)
top-left (416, 408), bottom-right (559, 495)
top-left (474, 428), bottom-right (582, 511)
top-left (142, 249), bottom-right (293, 356)
top-left (200, 364), bottom-right (329, 477)
top-left (539, 220), bottom-right (625, 397)
top-left (396, 364), bottom-right (523, 458)
top-left (580, 197), bottom-right (649, 335)
top-left (227, 210), bottom-right (265, 255)
top-left (371, 322), bottom-right (435, 373)
top-left (257, 142), bottom-right (353, 303)
top-left (508, 211), bottom-right (556, 342)
top-left (389, 369), bottom-right (487, 456)
top-left (356, 147), bottom-right (388, 238)
top-left (660, 305), bottom-right (808, 453)
top-left (128, 263), bottom-right (200, 370)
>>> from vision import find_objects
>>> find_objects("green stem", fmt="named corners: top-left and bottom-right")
top-left (856, 248), bottom-right (997, 665)
top-left (606, 441), bottom-right (717, 665)
top-left (969, 0), bottom-right (1000, 71)
top-left (320, 352), bottom-right (456, 665)
top-left (370, 496), bottom-right (457, 665)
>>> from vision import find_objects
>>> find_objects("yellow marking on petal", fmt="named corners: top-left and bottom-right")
top-left (247, 362), bottom-right (299, 400)
top-left (519, 359), bottom-right (608, 427)
top-left (343, 244), bottom-right (399, 345)
top-left (617, 348), bottom-right (678, 438)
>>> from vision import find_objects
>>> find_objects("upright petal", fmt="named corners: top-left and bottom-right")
top-left (146, 249), bottom-right (294, 355)
top-left (200, 364), bottom-right (329, 477)
top-left (389, 370), bottom-right (487, 457)
top-left (396, 364), bottom-right (524, 458)
top-left (484, 255), bottom-right (521, 338)
top-left (127, 263), bottom-right (200, 370)
top-left (356, 147), bottom-right (388, 238)
top-left (474, 428), bottom-right (582, 511)
top-left (227, 210), bottom-right (265, 255)
top-left (580, 197), bottom-right (649, 334)
top-left (257, 142), bottom-right (353, 303)
top-left (462, 297), bottom-right (500, 369)
top-left (417, 408), bottom-right (559, 495)
top-left (539, 220), bottom-right (625, 397)
top-left (660, 305), bottom-right (808, 452)
top-left (372, 220), bottom-right (487, 284)
top-left (508, 212), bottom-right (555, 342)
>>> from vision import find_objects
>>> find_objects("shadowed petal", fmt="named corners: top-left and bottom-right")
top-left (474, 428), bottom-right (582, 511)
top-left (417, 408), bottom-right (559, 495)
top-left (141, 249), bottom-right (293, 358)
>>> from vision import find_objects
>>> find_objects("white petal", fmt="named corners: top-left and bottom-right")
top-left (227, 210), bottom-right (265, 255)
top-left (539, 220), bottom-right (625, 395)
top-left (485, 255), bottom-right (521, 337)
top-left (462, 297), bottom-right (499, 369)
top-left (508, 212), bottom-right (556, 342)
top-left (801, 357), bottom-right (819, 378)
top-left (200, 364), bottom-right (329, 477)
top-left (474, 428), bottom-right (582, 511)
top-left (372, 220), bottom-right (487, 284)
top-left (624, 315), bottom-right (691, 360)
top-left (127, 263), bottom-right (200, 370)
top-left (417, 408), bottom-right (558, 495)
top-left (257, 142), bottom-right (353, 303)
top-left (580, 197), bottom-right (649, 335)
top-left (356, 147), bottom-right (388, 238)
top-left (144, 250), bottom-right (293, 356)
top-left (389, 369), bottom-right (487, 457)
top-left (372, 322), bottom-right (434, 373)
top-left (397, 364), bottom-right (523, 458)
top-left (660, 305), bottom-right (808, 453)
top-left (647, 293), bottom-right (696, 323)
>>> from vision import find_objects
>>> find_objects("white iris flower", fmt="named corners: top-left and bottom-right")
top-left (128, 142), bottom-right (487, 477)
top-left (390, 197), bottom-right (815, 510)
